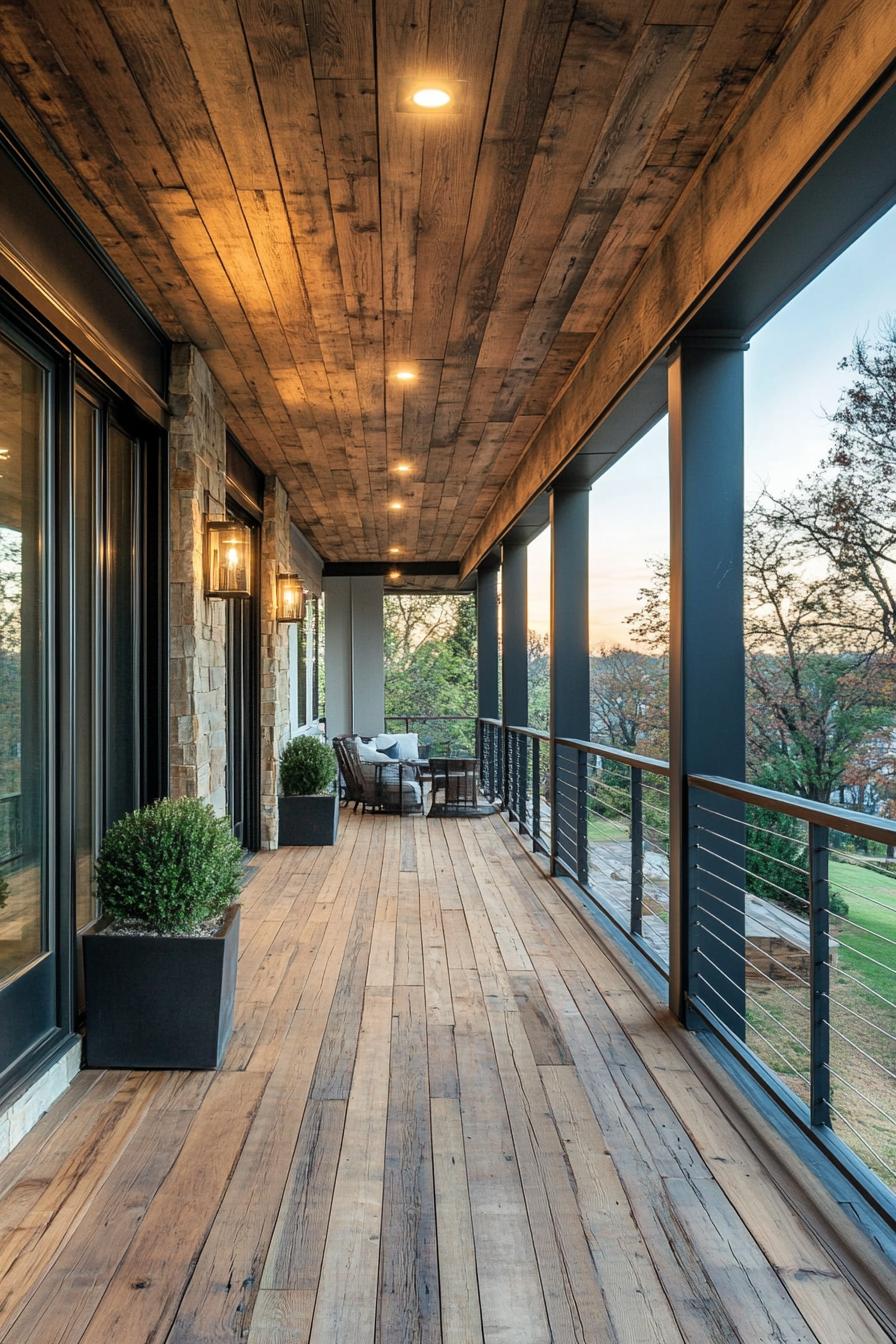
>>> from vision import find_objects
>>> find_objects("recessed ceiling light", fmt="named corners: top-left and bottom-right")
top-left (412, 87), bottom-right (451, 109)
top-left (388, 546), bottom-right (401, 554)
top-left (393, 368), bottom-right (416, 383)
top-left (389, 501), bottom-right (403, 511)
top-left (395, 462), bottom-right (412, 474)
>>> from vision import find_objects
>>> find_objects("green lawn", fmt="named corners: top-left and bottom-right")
top-left (587, 814), bottom-right (628, 843)
top-left (829, 858), bottom-right (896, 998)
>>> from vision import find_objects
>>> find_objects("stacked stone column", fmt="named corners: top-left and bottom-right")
top-left (168, 345), bottom-right (228, 813)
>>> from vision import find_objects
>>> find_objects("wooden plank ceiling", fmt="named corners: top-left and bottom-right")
top-left (0, 0), bottom-right (802, 565)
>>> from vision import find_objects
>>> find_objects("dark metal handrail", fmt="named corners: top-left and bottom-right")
top-left (555, 735), bottom-right (670, 776)
top-left (504, 722), bottom-right (550, 742)
top-left (690, 773), bottom-right (896, 847)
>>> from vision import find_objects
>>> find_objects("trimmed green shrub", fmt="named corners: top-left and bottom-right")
top-left (95, 797), bottom-right (242, 935)
top-left (280, 735), bottom-right (337, 796)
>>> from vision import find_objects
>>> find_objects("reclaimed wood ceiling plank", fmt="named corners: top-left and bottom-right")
top-left (0, 0), bottom-right (811, 567)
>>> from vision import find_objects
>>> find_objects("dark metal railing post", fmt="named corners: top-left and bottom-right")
top-left (502, 723), bottom-right (510, 812)
top-left (532, 737), bottom-right (541, 850)
top-left (576, 748), bottom-right (589, 887)
top-left (809, 823), bottom-right (831, 1129)
top-left (630, 767), bottom-right (643, 937)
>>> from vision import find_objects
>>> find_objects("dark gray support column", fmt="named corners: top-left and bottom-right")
top-left (476, 562), bottom-right (500, 721)
top-left (668, 334), bottom-right (746, 1033)
top-left (549, 487), bottom-right (590, 740)
top-left (549, 487), bottom-right (591, 874)
top-left (501, 542), bottom-right (528, 729)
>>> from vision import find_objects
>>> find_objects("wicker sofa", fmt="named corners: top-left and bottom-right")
top-left (332, 734), bottom-right (423, 815)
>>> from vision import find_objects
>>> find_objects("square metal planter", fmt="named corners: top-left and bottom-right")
top-left (278, 792), bottom-right (339, 846)
top-left (83, 903), bottom-right (240, 1070)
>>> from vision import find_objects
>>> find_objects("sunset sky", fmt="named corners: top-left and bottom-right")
top-left (525, 202), bottom-right (896, 646)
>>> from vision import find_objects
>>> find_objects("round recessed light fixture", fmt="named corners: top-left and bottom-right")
top-left (389, 500), bottom-right (403, 511)
top-left (393, 368), bottom-right (416, 383)
top-left (388, 546), bottom-right (401, 554)
top-left (412, 86), bottom-right (451, 109)
top-left (395, 462), bottom-right (412, 474)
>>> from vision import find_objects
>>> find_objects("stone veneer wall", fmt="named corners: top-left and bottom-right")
top-left (0, 1040), bottom-right (82, 1163)
top-left (168, 345), bottom-right (228, 814)
top-left (260, 476), bottom-right (293, 848)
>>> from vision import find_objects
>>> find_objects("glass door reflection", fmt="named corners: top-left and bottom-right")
top-left (0, 334), bottom-right (46, 984)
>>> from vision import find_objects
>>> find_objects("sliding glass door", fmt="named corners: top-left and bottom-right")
top-left (0, 328), bottom-right (55, 1076)
top-left (0, 301), bottom-right (163, 1095)
top-left (73, 387), bottom-right (144, 937)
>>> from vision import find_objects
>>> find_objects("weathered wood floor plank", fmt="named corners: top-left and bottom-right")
top-left (0, 809), bottom-right (889, 1343)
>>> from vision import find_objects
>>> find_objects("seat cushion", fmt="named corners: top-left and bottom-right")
top-left (359, 762), bottom-right (422, 804)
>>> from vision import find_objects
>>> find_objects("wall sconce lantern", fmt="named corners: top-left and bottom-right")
top-left (205, 516), bottom-right (252, 598)
top-left (276, 573), bottom-right (305, 623)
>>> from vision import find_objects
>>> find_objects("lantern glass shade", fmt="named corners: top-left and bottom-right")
top-left (205, 516), bottom-right (252, 598)
top-left (277, 573), bottom-right (305, 623)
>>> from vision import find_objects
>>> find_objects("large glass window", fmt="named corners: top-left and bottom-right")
top-left (0, 336), bottom-right (46, 982)
top-left (74, 395), bottom-right (99, 930)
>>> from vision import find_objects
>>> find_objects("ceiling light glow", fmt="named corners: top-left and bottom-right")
top-left (412, 87), bottom-right (451, 109)
top-left (394, 368), bottom-right (416, 382)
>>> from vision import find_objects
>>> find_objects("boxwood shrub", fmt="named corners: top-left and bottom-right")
top-left (95, 797), bottom-right (243, 935)
top-left (280, 734), bottom-right (337, 796)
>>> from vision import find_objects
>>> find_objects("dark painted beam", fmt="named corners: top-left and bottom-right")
top-left (322, 560), bottom-right (460, 577)
top-left (501, 541), bottom-right (528, 729)
top-left (549, 486), bottom-right (590, 741)
top-left (476, 565), bottom-right (500, 721)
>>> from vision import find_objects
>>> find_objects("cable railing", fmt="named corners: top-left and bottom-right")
top-left (504, 724), bottom-right (551, 855)
top-left (689, 774), bottom-right (896, 1208)
top-left (475, 717), bottom-right (896, 1218)
top-left (552, 736), bottom-right (671, 975)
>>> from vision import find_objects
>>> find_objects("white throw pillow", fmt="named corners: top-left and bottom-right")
top-left (374, 733), bottom-right (398, 752)
top-left (355, 737), bottom-right (392, 764)
top-left (390, 732), bottom-right (420, 761)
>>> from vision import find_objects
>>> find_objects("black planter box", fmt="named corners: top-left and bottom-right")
top-left (83, 903), bottom-right (240, 1070)
top-left (278, 792), bottom-right (339, 846)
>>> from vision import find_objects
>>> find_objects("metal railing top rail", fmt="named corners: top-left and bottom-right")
top-left (690, 773), bottom-right (896, 848)
top-left (553, 735), bottom-right (671, 776)
top-left (478, 716), bottom-right (502, 727)
top-left (503, 723), bottom-right (551, 742)
top-left (387, 714), bottom-right (477, 722)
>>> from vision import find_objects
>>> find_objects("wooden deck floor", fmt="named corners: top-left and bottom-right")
top-left (0, 809), bottom-right (892, 1343)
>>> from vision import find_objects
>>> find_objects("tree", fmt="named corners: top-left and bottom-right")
top-left (527, 631), bottom-right (549, 731)
top-left (590, 645), bottom-right (668, 759)
top-left (743, 504), bottom-right (890, 802)
top-left (629, 515), bottom-right (891, 805)
top-left (383, 595), bottom-right (477, 752)
top-left (765, 321), bottom-right (896, 651)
